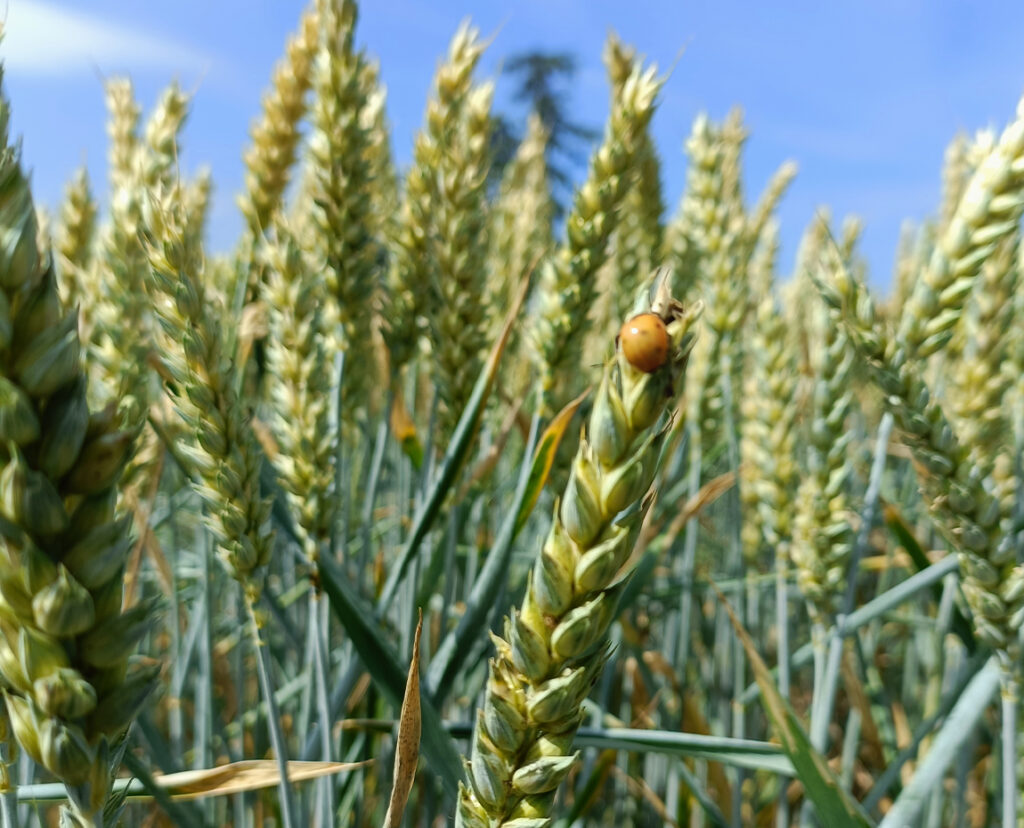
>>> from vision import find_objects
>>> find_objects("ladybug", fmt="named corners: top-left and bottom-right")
top-left (618, 312), bottom-right (669, 373)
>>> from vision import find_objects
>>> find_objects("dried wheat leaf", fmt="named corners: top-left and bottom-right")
top-left (383, 609), bottom-right (423, 828)
top-left (153, 759), bottom-right (372, 801)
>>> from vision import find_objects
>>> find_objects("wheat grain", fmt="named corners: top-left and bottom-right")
top-left (596, 36), bottom-right (666, 339)
top-left (740, 222), bottom-right (799, 571)
top-left (791, 241), bottom-right (856, 620)
top-left (92, 83), bottom-right (191, 426)
top-left (950, 238), bottom-right (1018, 472)
top-left (359, 57), bottom-right (399, 239)
top-left (489, 113), bottom-right (554, 331)
top-left (104, 80), bottom-right (140, 196)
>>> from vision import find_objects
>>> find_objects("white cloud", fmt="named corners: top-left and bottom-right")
top-left (1, 1), bottom-right (210, 77)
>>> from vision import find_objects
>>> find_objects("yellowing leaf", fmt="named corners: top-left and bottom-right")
top-left (390, 389), bottom-right (423, 469)
top-left (514, 388), bottom-right (590, 534)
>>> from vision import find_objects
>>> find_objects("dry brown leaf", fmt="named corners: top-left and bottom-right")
top-left (383, 609), bottom-right (423, 828)
top-left (251, 416), bottom-right (280, 461)
top-left (642, 650), bottom-right (683, 698)
top-left (456, 397), bottom-right (525, 500)
top-left (237, 300), bottom-right (269, 370)
top-left (610, 765), bottom-right (678, 828)
top-left (840, 647), bottom-right (885, 771)
top-left (632, 470), bottom-right (736, 566)
top-left (150, 759), bottom-right (372, 801)
top-left (681, 691), bottom-right (732, 821)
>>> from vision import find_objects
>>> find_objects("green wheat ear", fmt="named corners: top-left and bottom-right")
top-left (457, 274), bottom-right (700, 828)
top-left (54, 167), bottom-right (98, 316)
top-left (143, 182), bottom-right (273, 597)
top-left (0, 70), bottom-right (157, 827)
top-left (532, 44), bottom-right (663, 417)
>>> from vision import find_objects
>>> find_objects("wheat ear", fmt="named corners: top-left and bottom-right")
top-left (457, 278), bottom-right (700, 827)
top-left (0, 76), bottom-right (156, 827)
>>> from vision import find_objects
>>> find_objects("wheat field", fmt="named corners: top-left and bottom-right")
top-left (0, 2), bottom-right (1021, 827)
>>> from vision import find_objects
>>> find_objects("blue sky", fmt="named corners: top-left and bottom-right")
top-left (5, 1), bottom-right (1024, 289)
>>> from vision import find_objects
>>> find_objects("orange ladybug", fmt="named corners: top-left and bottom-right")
top-left (618, 313), bottom-right (669, 373)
